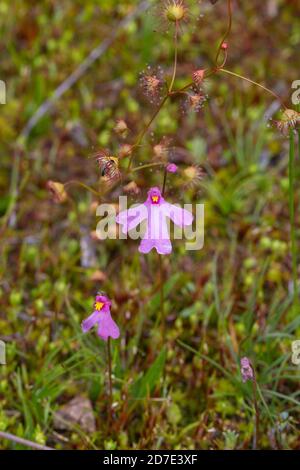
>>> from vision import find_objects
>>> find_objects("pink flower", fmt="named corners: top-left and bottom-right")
top-left (240, 357), bottom-right (254, 383)
top-left (166, 163), bottom-right (178, 173)
top-left (116, 187), bottom-right (193, 255)
top-left (81, 294), bottom-right (120, 341)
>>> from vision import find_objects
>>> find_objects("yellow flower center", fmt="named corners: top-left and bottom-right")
top-left (151, 195), bottom-right (159, 203)
top-left (184, 167), bottom-right (197, 180)
top-left (166, 4), bottom-right (186, 22)
top-left (95, 301), bottom-right (104, 311)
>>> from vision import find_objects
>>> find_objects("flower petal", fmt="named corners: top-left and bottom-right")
top-left (163, 202), bottom-right (193, 226)
top-left (154, 239), bottom-right (172, 255)
top-left (81, 311), bottom-right (99, 333)
top-left (116, 204), bottom-right (147, 234)
top-left (98, 313), bottom-right (120, 341)
top-left (139, 239), bottom-right (154, 254)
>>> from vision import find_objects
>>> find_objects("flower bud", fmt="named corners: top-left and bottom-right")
top-left (114, 119), bottom-right (128, 137)
top-left (47, 181), bottom-right (67, 203)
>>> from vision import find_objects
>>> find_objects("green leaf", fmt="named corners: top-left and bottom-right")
top-left (130, 348), bottom-right (166, 399)
top-left (148, 272), bottom-right (184, 314)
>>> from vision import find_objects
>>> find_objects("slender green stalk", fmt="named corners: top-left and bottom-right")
top-left (288, 129), bottom-right (298, 307)
top-left (219, 68), bottom-right (287, 108)
top-left (64, 180), bottom-right (101, 197)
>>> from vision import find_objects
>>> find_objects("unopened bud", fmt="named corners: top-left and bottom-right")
top-left (47, 181), bottom-right (67, 203)
top-left (114, 119), bottom-right (128, 136)
top-left (119, 144), bottom-right (133, 159)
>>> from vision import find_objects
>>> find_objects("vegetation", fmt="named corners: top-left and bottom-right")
top-left (0, 0), bottom-right (299, 450)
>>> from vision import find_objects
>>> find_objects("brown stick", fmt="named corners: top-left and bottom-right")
top-left (0, 431), bottom-right (54, 450)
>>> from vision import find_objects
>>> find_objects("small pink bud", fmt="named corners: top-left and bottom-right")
top-left (166, 163), bottom-right (178, 174)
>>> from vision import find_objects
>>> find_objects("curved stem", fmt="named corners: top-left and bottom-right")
top-left (171, 63), bottom-right (222, 96)
top-left (219, 68), bottom-right (287, 108)
top-left (169, 22), bottom-right (179, 93)
top-left (127, 21), bottom-right (179, 170)
top-left (64, 180), bottom-right (101, 197)
top-left (215, 0), bottom-right (232, 66)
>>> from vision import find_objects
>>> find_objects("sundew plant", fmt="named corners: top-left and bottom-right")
top-left (0, 0), bottom-right (300, 451)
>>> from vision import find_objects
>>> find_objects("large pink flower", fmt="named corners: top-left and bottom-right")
top-left (116, 187), bottom-right (193, 255)
top-left (81, 294), bottom-right (120, 341)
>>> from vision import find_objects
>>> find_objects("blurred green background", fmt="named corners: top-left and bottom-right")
top-left (0, 0), bottom-right (300, 450)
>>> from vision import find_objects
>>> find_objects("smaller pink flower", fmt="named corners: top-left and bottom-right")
top-left (166, 163), bottom-right (178, 174)
top-left (81, 294), bottom-right (120, 341)
top-left (240, 357), bottom-right (254, 383)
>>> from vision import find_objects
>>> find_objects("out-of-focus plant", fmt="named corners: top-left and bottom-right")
top-left (45, 0), bottom-right (299, 447)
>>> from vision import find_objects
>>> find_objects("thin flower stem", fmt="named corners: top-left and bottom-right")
top-left (215, 0), bottom-right (232, 66)
top-left (170, 0), bottom-right (233, 95)
top-left (64, 180), bottom-right (101, 197)
top-left (128, 20), bottom-right (179, 170)
top-left (158, 253), bottom-right (165, 342)
top-left (219, 68), bottom-right (287, 108)
top-left (162, 167), bottom-right (168, 196)
top-left (107, 337), bottom-right (113, 421)
top-left (252, 376), bottom-right (260, 449)
top-left (131, 162), bottom-right (164, 172)
top-left (172, 67), bottom-right (217, 95)
top-left (288, 129), bottom-right (298, 307)
top-left (127, 95), bottom-right (169, 170)
top-left (136, 95), bottom-right (169, 145)
top-left (169, 22), bottom-right (179, 93)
